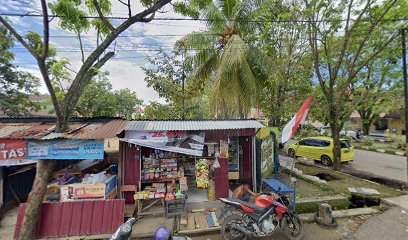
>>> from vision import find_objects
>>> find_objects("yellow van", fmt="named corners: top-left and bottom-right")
top-left (287, 136), bottom-right (355, 166)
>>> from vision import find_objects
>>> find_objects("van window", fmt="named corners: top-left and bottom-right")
top-left (341, 140), bottom-right (351, 148)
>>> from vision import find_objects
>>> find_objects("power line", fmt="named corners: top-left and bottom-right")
top-left (1, 12), bottom-right (407, 23)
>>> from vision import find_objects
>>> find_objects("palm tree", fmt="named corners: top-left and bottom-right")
top-left (179, 0), bottom-right (266, 118)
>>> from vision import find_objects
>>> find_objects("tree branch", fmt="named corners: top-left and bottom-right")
top-left (142, 12), bottom-right (156, 22)
top-left (339, 30), bottom-right (400, 100)
top-left (61, 0), bottom-right (171, 120)
top-left (127, 0), bottom-right (132, 18)
top-left (348, 0), bottom-right (397, 71)
top-left (0, 16), bottom-right (39, 60)
top-left (93, 0), bottom-right (115, 32)
top-left (40, 0), bottom-right (49, 60)
top-left (77, 31), bottom-right (85, 64)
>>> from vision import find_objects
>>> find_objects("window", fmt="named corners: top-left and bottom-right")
top-left (321, 141), bottom-right (331, 147)
top-left (307, 140), bottom-right (320, 147)
top-left (299, 140), bottom-right (309, 146)
top-left (341, 140), bottom-right (351, 148)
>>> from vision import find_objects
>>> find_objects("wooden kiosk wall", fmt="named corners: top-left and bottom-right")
top-left (119, 128), bottom-right (256, 203)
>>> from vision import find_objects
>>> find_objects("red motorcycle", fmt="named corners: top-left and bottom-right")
top-left (220, 191), bottom-right (303, 240)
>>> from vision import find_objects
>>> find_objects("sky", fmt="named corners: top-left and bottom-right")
top-left (2, 0), bottom-right (206, 103)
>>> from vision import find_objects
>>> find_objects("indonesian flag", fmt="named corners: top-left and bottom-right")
top-left (281, 96), bottom-right (313, 143)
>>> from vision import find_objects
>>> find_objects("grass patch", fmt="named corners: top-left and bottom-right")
top-left (295, 164), bottom-right (403, 198)
top-left (296, 197), bottom-right (349, 214)
top-left (353, 142), bottom-right (404, 153)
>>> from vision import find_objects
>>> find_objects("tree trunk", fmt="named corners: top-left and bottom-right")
top-left (362, 120), bottom-right (371, 135)
top-left (330, 123), bottom-right (342, 171)
top-left (19, 160), bottom-right (55, 240)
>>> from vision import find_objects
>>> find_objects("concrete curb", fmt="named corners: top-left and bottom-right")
top-left (299, 207), bottom-right (379, 223)
top-left (381, 195), bottom-right (408, 209)
top-left (354, 146), bottom-right (406, 156)
top-left (279, 151), bottom-right (407, 189)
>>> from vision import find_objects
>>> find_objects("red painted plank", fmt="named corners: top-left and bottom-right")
top-left (14, 200), bottom-right (125, 239)
top-left (112, 200), bottom-right (125, 232)
top-left (69, 201), bottom-right (84, 236)
top-left (102, 200), bottom-right (115, 233)
top-left (59, 202), bottom-right (74, 237)
top-left (14, 204), bottom-right (27, 240)
top-left (38, 203), bottom-right (63, 238)
top-left (90, 201), bottom-right (104, 235)
top-left (79, 201), bottom-right (95, 236)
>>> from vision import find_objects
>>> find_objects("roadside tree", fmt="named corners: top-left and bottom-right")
top-left (175, 0), bottom-right (266, 118)
top-left (0, 26), bottom-right (40, 116)
top-left (0, 0), bottom-right (171, 238)
top-left (142, 48), bottom-right (212, 120)
top-left (304, 0), bottom-right (404, 170)
top-left (256, 0), bottom-right (313, 127)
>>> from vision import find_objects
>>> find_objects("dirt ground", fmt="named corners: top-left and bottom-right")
top-left (166, 215), bottom-right (372, 240)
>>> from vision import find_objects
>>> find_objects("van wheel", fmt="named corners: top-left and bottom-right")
top-left (288, 149), bottom-right (296, 158)
top-left (321, 155), bottom-right (332, 166)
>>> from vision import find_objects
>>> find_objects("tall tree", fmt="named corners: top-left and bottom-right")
top-left (76, 75), bottom-right (143, 119)
top-left (175, 0), bottom-right (266, 118)
top-left (0, 26), bottom-right (40, 116)
top-left (0, 0), bottom-right (171, 238)
top-left (304, 0), bottom-right (404, 170)
top-left (256, 0), bottom-right (313, 127)
top-left (142, 48), bottom-right (211, 120)
top-left (352, 49), bottom-right (403, 135)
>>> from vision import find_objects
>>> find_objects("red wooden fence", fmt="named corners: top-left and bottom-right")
top-left (14, 200), bottom-right (125, 239)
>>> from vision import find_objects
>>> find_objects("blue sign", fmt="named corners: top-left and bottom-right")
top-left (27, 140), bottom-right (104, 160)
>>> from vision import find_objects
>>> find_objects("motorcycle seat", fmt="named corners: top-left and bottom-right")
top-left (222, 198), bottom-right (269, 214)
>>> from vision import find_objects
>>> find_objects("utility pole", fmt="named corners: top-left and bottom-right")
top-left (401, 28), bottom-right (408, 183)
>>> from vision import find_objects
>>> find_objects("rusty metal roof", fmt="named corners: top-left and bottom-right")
top-left (125, 120), bottom-right (265, 131)
top-left (79, 120), bottom-right (127, 140)
top-left (0, 120), bottom-right (127, 140)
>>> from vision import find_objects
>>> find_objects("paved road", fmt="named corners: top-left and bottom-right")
top-left (344, 149), bottom-right (407, 182)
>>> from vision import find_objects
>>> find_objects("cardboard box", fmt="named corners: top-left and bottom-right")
top-left (71, 175), bottom-right (117, 200)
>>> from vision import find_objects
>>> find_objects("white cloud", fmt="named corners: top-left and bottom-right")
top-left (4, 1), bottom-right (206, 103)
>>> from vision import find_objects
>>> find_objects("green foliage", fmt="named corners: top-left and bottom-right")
top-left (361, 137), bottom-right (374, 147)
top-left (304, 0), bottom-right (405, 169)
top-left (296, 125), bottom-right (319, 139)
top-left (0, 26), bottom-right (40, 116)
top-left (142, 48), bottom-right (212, 120)
top-left (177, 0), bottom-right (266, 118)
top-left (75, 74), bottom-right (143, 119)
top-left (256, 0), bottom-right (313, 126)
top-left (387, 134), bottom-right (406, 150)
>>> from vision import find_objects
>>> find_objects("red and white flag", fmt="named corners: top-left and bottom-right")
top-left (281, 96), bottom-right (313, 143)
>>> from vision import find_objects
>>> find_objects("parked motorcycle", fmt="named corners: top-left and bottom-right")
top-left (219, 191), bottom-right (303, 240)
top-left (110, 216), bottom-right (192, 240)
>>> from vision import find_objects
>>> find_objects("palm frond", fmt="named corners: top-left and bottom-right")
top-left (219, 0), bottom-right (237, 19)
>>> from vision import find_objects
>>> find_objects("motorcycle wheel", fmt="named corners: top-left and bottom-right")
top-left (281, 214), bottom-right (304, 240)
top-left (221, 214), bottom-right (248, 240)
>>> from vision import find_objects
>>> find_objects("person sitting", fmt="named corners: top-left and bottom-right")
top-left (232, 179), bottom-right (257, 202)
top-left (219, 179), bottom-right (257, 220)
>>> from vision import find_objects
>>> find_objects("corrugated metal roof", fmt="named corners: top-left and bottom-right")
top-left (0, 120), bottom-right (127, 140)
top-left (0, 126), bottom-right (33, 138)
top-left (125, 120), bottom-right (265, 131)
top-left (8, 124), bottom-right (55, 139)
top-left (80, 120), bottom-right (127, 139)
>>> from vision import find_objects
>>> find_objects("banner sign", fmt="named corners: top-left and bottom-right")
top-left (0, 140), bottom-right (27, 161)
top-left (124, 131), bottom-right (205, 156)
top-left (27, 140), bottom-right (104, 160)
